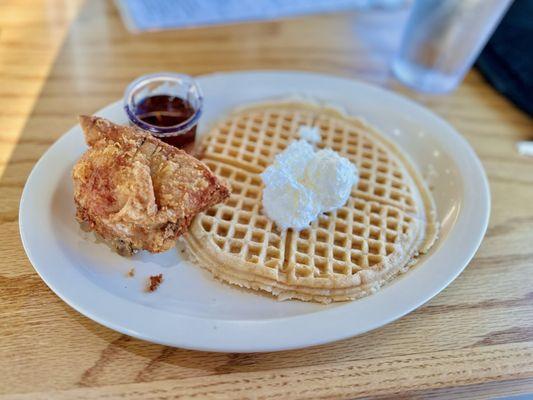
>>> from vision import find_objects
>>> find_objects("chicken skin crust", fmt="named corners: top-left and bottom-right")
top-left (72, 116), bottom-right (230, 255)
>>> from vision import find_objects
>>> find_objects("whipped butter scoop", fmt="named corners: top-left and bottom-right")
top-left (261, 140), bottom-right (359, 230)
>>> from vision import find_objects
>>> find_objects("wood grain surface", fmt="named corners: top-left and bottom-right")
top-left (1, 0), bottom-right (533, 398)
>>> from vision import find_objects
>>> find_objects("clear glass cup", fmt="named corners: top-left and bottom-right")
top-left (124, 72), bottom-right (203, 153)
top-left (392, 0), bottom-right (512, 93)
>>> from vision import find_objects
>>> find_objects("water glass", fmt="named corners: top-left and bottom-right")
top-left (393, 0), bottom-right (513, 93)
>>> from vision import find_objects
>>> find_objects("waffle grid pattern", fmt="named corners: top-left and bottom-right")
top-left (200, 159), bottom-right (287, 270)
top-left (186, 103), bottom-right (436, 301)
top-left (202, 110), bottom-right (416, 212)
top-left (288, 197), bottom-right (413, 280)
top-left (201, 109), bottom-right (316, 171)
top-left (316, 116), bottom-right (416, 212)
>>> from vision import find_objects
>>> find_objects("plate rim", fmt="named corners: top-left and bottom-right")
top-left (19, 70), bottom-right (491, 352)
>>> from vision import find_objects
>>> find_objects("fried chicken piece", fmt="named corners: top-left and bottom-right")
top-left (72, 116), bottom-right (230, 255)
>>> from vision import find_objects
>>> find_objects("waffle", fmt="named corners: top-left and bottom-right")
top-left (184, 101), bottom-right (438, 303)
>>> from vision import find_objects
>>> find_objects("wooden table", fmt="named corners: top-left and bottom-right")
top-left (2, 1), bottom-right (533, 398)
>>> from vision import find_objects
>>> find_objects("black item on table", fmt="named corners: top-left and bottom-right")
top-left (476, 0), bottom-right (533, 117)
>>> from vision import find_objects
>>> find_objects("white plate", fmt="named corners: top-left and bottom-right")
top-left (19, 71), bottom-right (490, 352)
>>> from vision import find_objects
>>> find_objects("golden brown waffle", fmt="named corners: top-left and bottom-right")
top-left (184, 101), bottom-right (438, 303)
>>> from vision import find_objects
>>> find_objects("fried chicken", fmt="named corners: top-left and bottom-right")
top-left (72, 116), bottom-right (230, 255)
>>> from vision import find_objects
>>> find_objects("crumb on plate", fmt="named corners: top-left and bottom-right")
top-left (127, 267), bottom-right (135, 277)
top-left (147, 274), bottom-right (163, 292)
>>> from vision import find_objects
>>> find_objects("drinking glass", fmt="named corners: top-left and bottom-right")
top-left (393, 0), bottom-right (512, 93)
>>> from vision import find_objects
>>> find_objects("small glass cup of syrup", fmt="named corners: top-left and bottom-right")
top-left (124, 72), bottom-right (203, 153)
